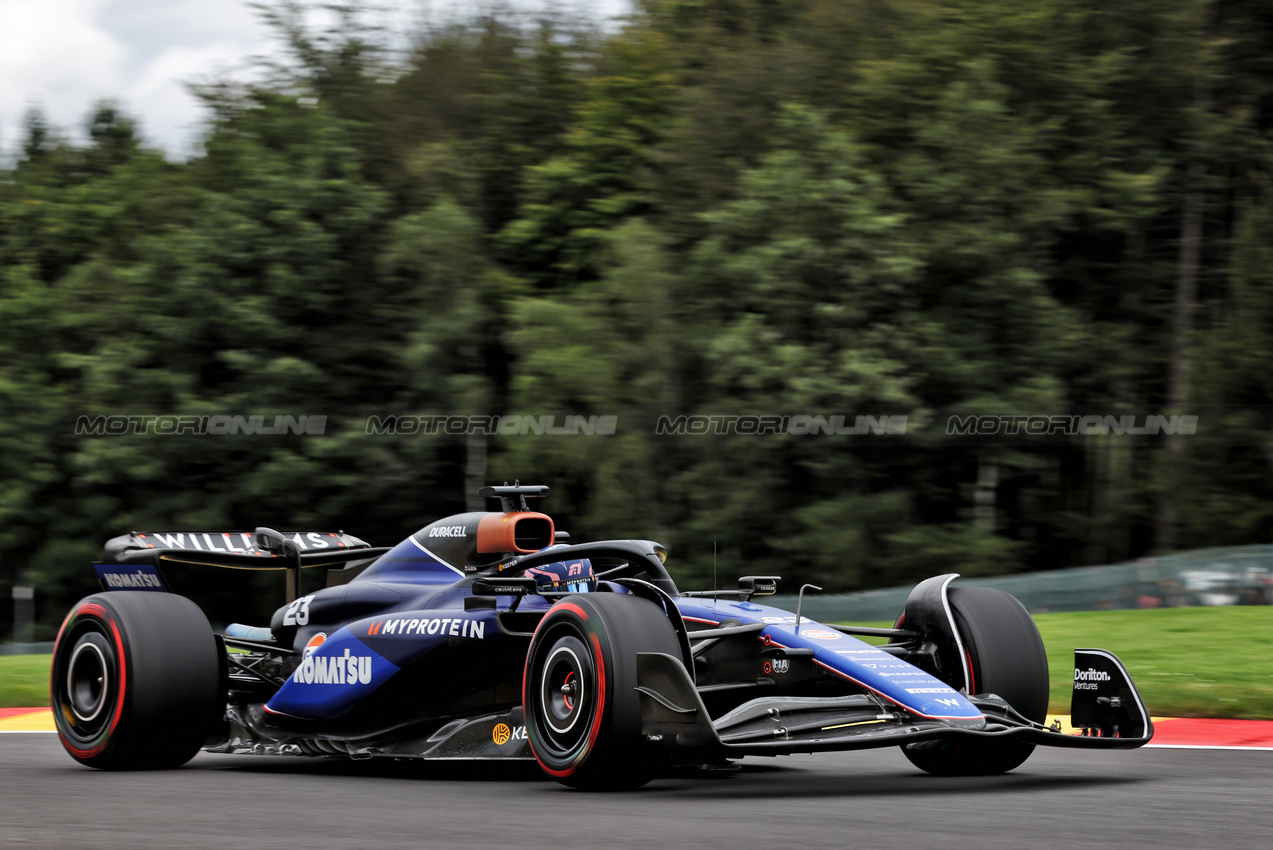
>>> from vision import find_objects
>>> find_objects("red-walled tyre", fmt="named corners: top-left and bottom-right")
top-left (523, 593), bottom-right (682, 790)
top-left (902, 586), bottom-right (1049, 776)
top-left (50, 592), bottom-right (224, 770)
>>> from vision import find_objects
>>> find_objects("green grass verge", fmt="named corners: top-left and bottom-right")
top-left (1034, 607), bottom-right (1273, 719)
top-left (4, 607), bottom-right (1270, 716)
top-left (0, 655), bottom-right (50, 708)
top-left (0, 649), bottom-right (245, 709)
top-left (853, 606), bottom-right (1273, 719)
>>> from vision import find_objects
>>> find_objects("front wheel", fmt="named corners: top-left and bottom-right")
top-left (902, 586), bottom-right (1049, 776)
top-left (523, 593), bottom-right (682, 789)
top-left (51, 592), bottom-right (224, 770)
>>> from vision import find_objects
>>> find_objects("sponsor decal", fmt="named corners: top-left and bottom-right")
top-left (94, 564), bottom-right (166, 591)
top-left (482, 582), bottom-right (538, 595)
top-left (905, 688), bottom-right (955, 694)
top-left (146, 531), bottom-right (339, 553)
top-left (102, 571), bottom-right (161, 588)
top-left (294, 648), bottom-right (373, 685)
top-left (366, 617), bottom-right (486, 640)
top-left (491, 723), bottom-right (527, 745)
top-left (876, 672), bottom-right (936, 680)
top-left (302, 633), bottom-right (327, 659)
top-left (427, 525), bottom-right (466, 539)
top-left (763, 659), bottom-right (791, 675)
top-left (801, 630), bottom-right (841, 641)
top-left (1073, 667), bottom-right (1112, 690)
top-left (760, 616), bottom-right (798, 624)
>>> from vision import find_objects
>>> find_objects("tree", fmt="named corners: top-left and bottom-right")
top-left (498, 28), bottom-right (675, 287)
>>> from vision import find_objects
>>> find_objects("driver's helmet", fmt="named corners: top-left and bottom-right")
top-left (525, 544), bottom-right (594, 593)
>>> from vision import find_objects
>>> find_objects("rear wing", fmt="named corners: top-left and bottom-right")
top-left (99, 529), bottom-right (389, 602)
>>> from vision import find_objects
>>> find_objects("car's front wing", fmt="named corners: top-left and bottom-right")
top-left (635, 650), bottom-right (1153, 758)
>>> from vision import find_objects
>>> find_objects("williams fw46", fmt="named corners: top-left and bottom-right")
top-left (52, 485), bottom-right (1151, 789)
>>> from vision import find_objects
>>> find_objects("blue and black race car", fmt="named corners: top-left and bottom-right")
top-left (51, 484), bottom-right (1152, 789)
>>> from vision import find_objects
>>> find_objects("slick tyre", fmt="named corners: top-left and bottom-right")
top-left (523, 593), bottom-right (682, 790)
top-left (51, 592), bottom-right (224, 770)
top-left (903, 586), bottom-right (1049, 776)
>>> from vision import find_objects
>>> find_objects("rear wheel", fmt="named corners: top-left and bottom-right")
top-left (51, 592), bottom-right (224, 770)
top-left (523, 593), bottom-right (682, 789)
top-left (902, 586), bottom-right (1049, 776)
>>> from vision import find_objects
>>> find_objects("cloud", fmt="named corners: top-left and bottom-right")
top-left (125, 41), bottom-right (258, 157)
top-left (0, 0), bottom-right (265, 157)
top-left (100, 0), bottom-right (263, 64)
top-left (96, 0), bottom-right (271, 156)
top-left (0, 0), bottom-right (129, 148)
top-left (0, 0), bottom-right (633, 160)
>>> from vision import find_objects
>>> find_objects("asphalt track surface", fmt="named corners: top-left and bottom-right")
top-left (3, 735), bottom-right (1270, 850)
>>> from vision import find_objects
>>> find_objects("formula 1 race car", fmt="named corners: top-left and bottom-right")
top-left (51, 484), bottom-right (1152, 789)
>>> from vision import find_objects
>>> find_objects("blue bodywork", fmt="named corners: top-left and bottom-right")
top-left (673, 598), bottom-right (981, 721)
top-left (259, 529), bottom-right (981, 726)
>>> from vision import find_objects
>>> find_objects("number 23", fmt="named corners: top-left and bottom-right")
top-left (283, 595), bottom-right (313, 626)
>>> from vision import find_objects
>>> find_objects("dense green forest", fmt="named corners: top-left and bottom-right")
top-left (5, 0), bottom-right (1273, 637)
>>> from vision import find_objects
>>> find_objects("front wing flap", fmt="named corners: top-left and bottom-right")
top-left (636, 649), bottom-right (1153, 758)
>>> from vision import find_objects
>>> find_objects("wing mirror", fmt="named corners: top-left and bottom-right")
top-left (739, 575), bottom-right (780, 596)
top-left (254, 526), bottom-right (299, 558)
top-left (255, 527), bottom-right (305, 602)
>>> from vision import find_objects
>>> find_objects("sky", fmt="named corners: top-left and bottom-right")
top-left (0, 0), bottom-right (630, 160)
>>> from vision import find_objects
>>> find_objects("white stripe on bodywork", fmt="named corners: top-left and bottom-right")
top-left (408, 535), bottom-right (465, 576)
top-left (937, 574), bottom-right (972, 694)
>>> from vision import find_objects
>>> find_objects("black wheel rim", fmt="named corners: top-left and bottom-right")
top-left (535, 633), bottom-right (595, 757)
top-left (67, 639), bottom-right (109, 723)
top-left (54, 625), bottom-right (118, 741)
